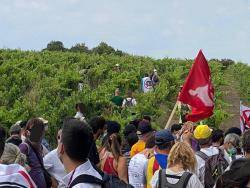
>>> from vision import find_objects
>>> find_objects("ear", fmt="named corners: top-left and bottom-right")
top-left (57, 142), bottom-right (65, 155)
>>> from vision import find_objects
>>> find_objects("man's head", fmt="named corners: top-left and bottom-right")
top-left (106, 121), bottom-right (120, 135)
top-left (58, 118), bottom-right (93, 168)
top-left (242, 130), bottom-right (250, 156)
top-left (211, 129), bottom-right (224, 146)
top-left (115, 88), bottom-right (120, 96)
top-left (9, 123), bottom-right (21, 137)
top-left (0, 126), bottom-right (6, 158)
top-left (194, 125), bottom-right (212, 147)
top-left (137, 120), bottom-right (153, 141)
top-left (225, 127), bottom-right (242, 137)
top-left (170, 123), bottom-right (182, 138)
top-left (224, 133), bottom-right (241, 155)
top-left (89, 116), bottom-right (106, 140)
top-left (155, 129), bottom-right (175, 153)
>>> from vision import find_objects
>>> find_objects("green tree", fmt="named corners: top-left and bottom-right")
top-left (70, 43), bottom-right (89, 53)
top-left (45, 41), bottom-right (66, 51)
top-left (92, 42), bottom-right (116, 55)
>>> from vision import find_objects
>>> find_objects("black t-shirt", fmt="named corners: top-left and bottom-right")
top-left (88, 142), bottom-right (100, 165)
top-left (6, 136), bottom-right (22, 147)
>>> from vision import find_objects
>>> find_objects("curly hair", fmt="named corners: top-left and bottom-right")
top-left (167, 142), bottom-right (197, 173)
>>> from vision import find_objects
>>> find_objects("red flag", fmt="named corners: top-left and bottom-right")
top-left (178, 50), bottom-right (214, 122)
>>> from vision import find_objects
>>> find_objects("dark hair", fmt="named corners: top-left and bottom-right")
top-left (158, 141), bottom-right (175, 150)
top-left (89, 116), bottom-right (106, 134)
top-left (211, 129), bottom-right (224, 144)
top-left (0, 126), bottom-right (6, 157)
top-left (20, 121), bottom-right (27, 129)
top-left (197, 138), bottom-right (211, 146)
top-left (104, 133), bottom-right (122, 161)
top-left (170, 124), bottom-right (182, 133)
top-left (62, 118), bottom-right (93, 162)
top-left (126, 132), bottom-right (138, 147)
top-left (145, 132), bottom-right (155, 149)
top-left (129, 119), bottom-right (141, 129)
top-left (143, 115), bottom-right (151, 122)
top-left (26, 118), bottom-right (45, 143)
top-left (225, 127), bottom-right (242, 137)
top-left (242, 130), bottom-right (250, 153)
top-left (75, 103), bottom-right (85, 114)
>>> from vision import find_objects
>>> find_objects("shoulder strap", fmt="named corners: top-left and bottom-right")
top-left (159, 169), bottom-right (166, 188)
top-left (196, 151), bottom-right (209, 161)
top-left (69, 174), bottom-right (103, 188)
top-left (179, 172), bottom-right (193, 188)
top-left (28, 142), bottom-right (46, 170)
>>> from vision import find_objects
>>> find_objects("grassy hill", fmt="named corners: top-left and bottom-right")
top-left (0, 49), bottom-right (248, 144)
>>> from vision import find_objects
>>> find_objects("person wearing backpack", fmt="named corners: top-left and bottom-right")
top-left (122, 90), bottom-right (137, 108)
top-left (194, 125), bottom-right (228, 188)
top-left (19, 118), bottom-right (51, 188)
top-left (144, 130), bottom-right (175, 188)
top-left (58, 118), bottom-right (102, 188)
top-left (151, 142), bottom-right (203, 188)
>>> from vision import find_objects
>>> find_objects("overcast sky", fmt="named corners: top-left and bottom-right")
top-left (1, 0), bottom-right (250, 64)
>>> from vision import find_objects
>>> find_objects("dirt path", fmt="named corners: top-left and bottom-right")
top-left (220, 67), bottom-right (240, 130)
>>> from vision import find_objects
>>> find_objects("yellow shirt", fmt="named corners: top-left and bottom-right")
top-left (130, 140), bottom-right (146, 157)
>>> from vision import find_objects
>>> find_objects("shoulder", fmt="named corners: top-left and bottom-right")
top-left (19, 142), bottom-right (29, 155)
top-left (72, 183), bottom-right (101, 188)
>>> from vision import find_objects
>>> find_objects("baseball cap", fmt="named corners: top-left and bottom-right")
top-left (9, 124), bottom-right (21, 134)
top-left (137, 120), bottom-right (152, 135)
top-left (155, 129), bottom-right (175, 146)
top-left (194, 125), bottom-right (212, 140)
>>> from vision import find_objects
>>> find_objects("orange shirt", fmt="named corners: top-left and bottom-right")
top-left (130, 140), bottom-right (146, 157)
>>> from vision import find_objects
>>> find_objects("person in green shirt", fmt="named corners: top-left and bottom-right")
top-left (111, 88), bottom-right (123, 106)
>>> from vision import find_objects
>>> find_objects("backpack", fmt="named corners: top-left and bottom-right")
top-left (196, 149), bottom-right (229, 188)
top-left (158, 169), bottom-right (192, 188)
top-left (69, 173), bottom-right (134, 188)
top-left (124, 98), bottom-right (134, 107)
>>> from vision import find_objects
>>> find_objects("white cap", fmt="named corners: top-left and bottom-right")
top-left (38, 117), bottom-right (48, 124)
top-left (154, 69), bottom-right (157, 72)
top-left (115, 63), bottom-right (120, 67)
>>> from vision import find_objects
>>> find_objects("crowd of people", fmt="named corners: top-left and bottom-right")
top-left (0, 105), bottom-right (250, 188)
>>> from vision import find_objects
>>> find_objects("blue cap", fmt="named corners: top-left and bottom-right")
top-left (155, 129), bottom-right (175, 146)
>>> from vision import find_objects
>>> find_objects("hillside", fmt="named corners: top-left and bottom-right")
top-left (0, 49), bottom-right (248, 144)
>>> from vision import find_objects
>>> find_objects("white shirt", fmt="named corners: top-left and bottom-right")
top-left (141, 77), bottom-right (153, 93)
top-left (43, 149), bottom-right (67, 188)
top-left (122, 98), bottom-right (137, 107)
top-left (62, 160), bottom-right (102, 188)
top-left (151, 169), bottom-right (203, 188)
top-left (128, 153), bottom-right (148, 188)
top-left (195, 146), bottom-right (219, 185)
top-left (0, 164), bottom-right (37, 188)
top-left (74, 112), bottom-right (87, 123)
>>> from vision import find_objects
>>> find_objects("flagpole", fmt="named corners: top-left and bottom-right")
top-left (165, 101), bottom-right (179, 129)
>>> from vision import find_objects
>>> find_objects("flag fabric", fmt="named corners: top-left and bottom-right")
top-left (240, 104), bottom-right (250, 132)
top-left (178, 50), bottom-right (214, 122)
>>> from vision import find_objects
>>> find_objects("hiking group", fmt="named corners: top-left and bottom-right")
top-left (0, 101), bottom-right (250, 188)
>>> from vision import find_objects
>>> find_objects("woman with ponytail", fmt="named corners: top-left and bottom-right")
top-left (99, 133), bottom-right (128, 183)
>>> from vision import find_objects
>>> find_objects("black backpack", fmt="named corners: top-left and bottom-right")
top-left (196, 149), bottom-right (229, 188)
top-left (158, 169), bottom-right (192, 188)
top-left (124, 98), bottom-right (134, 107)
top-left (69, 173), bottom-right (134, 188)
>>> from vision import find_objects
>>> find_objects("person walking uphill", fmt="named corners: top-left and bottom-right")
top-left (145, 129), bottom-right (175, 188)
top-left (111, 88), bottom-right (124, 107)
top-left (151, 142), bottom-right (203, 188)
top-left (19, 118), bottom-right (50, 188)
top-left (59, 118), bottom-right (102, 188)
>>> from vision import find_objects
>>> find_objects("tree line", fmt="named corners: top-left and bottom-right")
top-left (43, 41), bottom-right (126, 56)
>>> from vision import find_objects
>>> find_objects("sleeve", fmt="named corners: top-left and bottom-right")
top-left (19, 143), bottom-right (29, 156)
top-left (122, 99), bottom-right (126, 107)
top-left (133, 99), bottom-right (137, 106)
top-left (150, 170), bottom-right (159, 188)
top-left (43, 153), bottom-right (53, 170)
